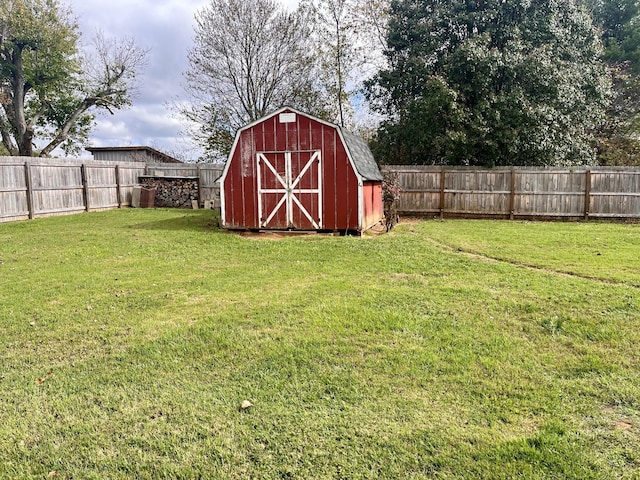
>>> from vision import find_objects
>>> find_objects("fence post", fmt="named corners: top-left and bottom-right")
top-left (24, 161), bottom-right (34, 219)
top-left (584, 169), bottom-right (591, 220)
top-left (439, 168), bottom-right (446, 219)
top-left (510, 169), bottom-right (516, 220)
top-left (115, 165), bottom-right (122, 208)
top-left (197, 164), bottom-right (202, 207)
top-left (81, 164), bottom-right (89, 211)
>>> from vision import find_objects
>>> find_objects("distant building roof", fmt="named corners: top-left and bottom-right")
top-left (85, 146), bottom-right (183, 164)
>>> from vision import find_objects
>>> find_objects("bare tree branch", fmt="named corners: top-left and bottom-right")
top-left (181, 0), bottom-right (329, 159)
top-left (38, 35), bottom-right (148, 156)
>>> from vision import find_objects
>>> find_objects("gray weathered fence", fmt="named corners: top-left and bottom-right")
top-left (0, 157), bottom-right (223, 223)
top-left (387, 166), bottom-right (640, 220)
top-left (3, 158), bottom-right (638, 223)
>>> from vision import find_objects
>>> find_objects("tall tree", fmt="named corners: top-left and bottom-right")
top-left (351, 0), bottom-right (390, 53)
top-left (305, 0), bottom-right (359, 127)
top-left (182, 0), bottom-right (330, 161)
top-left (0, 0), bottom-right (147, 157)
top-left (365, 0), bottom-right (611, 166)
top-left (584, 0), bottom-right (640, 165)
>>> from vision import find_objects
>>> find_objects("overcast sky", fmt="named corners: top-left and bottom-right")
top-left (72, 0), bottom-right (299, 160)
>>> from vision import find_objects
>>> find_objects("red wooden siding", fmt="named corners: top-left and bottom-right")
top-left (363, 183), bottom-right (383, 230)
top-left (221, 109), bottom-right (382, 232)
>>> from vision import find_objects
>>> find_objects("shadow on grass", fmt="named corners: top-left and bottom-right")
top-left (128, 210), bottom-right (221, 232)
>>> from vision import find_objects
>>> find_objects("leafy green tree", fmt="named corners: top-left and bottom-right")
top-left (584, 0), bottom-right (640, 165)
top-left (365, 0), bottom-right (611, 166)
top-left (0, 0), bottom-right (147, 157)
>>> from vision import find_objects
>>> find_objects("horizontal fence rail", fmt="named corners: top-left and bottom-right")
top-left (386, 166), bottom-right (640, 221)
top-left (0, 157), bottom-right (223, 223)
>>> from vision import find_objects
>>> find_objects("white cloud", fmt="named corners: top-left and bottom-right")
top-left (66, 0), bottom-right (301, 159)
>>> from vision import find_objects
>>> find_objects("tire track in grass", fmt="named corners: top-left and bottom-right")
top-left (424, 236), bottom-right (640, 290)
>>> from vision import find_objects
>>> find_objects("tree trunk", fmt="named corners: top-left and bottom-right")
top-left (39, 99), bottom-right (92, 157)
top-left (335, 8), bottom-right (345, 127)
top-left (11, 46), bottom-right (34, 157)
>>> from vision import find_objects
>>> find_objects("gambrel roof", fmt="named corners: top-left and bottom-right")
top-left (338, 127), bottom-right (383, 182)
top-left (229, 107), bottom-right (382, 183)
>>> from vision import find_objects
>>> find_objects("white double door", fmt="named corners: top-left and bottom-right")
top-left (256, 150), bottom-right (322, 229)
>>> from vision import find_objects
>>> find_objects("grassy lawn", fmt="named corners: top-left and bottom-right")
top-left (1, 210), bottom-right (639, 479)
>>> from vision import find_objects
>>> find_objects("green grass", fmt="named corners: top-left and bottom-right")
top-left (414, 219), bottom-right (640, 286)
top-left (1, 210), bottom-right (639, 479)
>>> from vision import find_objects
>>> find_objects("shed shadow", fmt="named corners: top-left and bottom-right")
top-left (126, 210), bottom-right (220, 232)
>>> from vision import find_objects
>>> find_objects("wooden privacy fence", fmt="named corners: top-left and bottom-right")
top-left (4, 158), bottom-right (638, 223)
top-left (386, 166), bottom-right (640, 220)
top-left (0, 157), bottom-right (223, 223)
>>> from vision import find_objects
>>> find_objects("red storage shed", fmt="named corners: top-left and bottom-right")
top-left (219, 107), bottom-right (383, 233)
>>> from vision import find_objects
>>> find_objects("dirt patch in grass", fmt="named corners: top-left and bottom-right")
top-left (616, 420), bottom-right (634, 431)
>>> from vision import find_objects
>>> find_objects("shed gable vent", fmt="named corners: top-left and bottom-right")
top-left (279, 112), bottom-right (296, 123)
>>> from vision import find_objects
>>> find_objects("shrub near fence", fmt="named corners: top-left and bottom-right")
top-left (0, 157), bottom-right (223, 223)
top-left (386, 165), bottom-right (640, 220)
